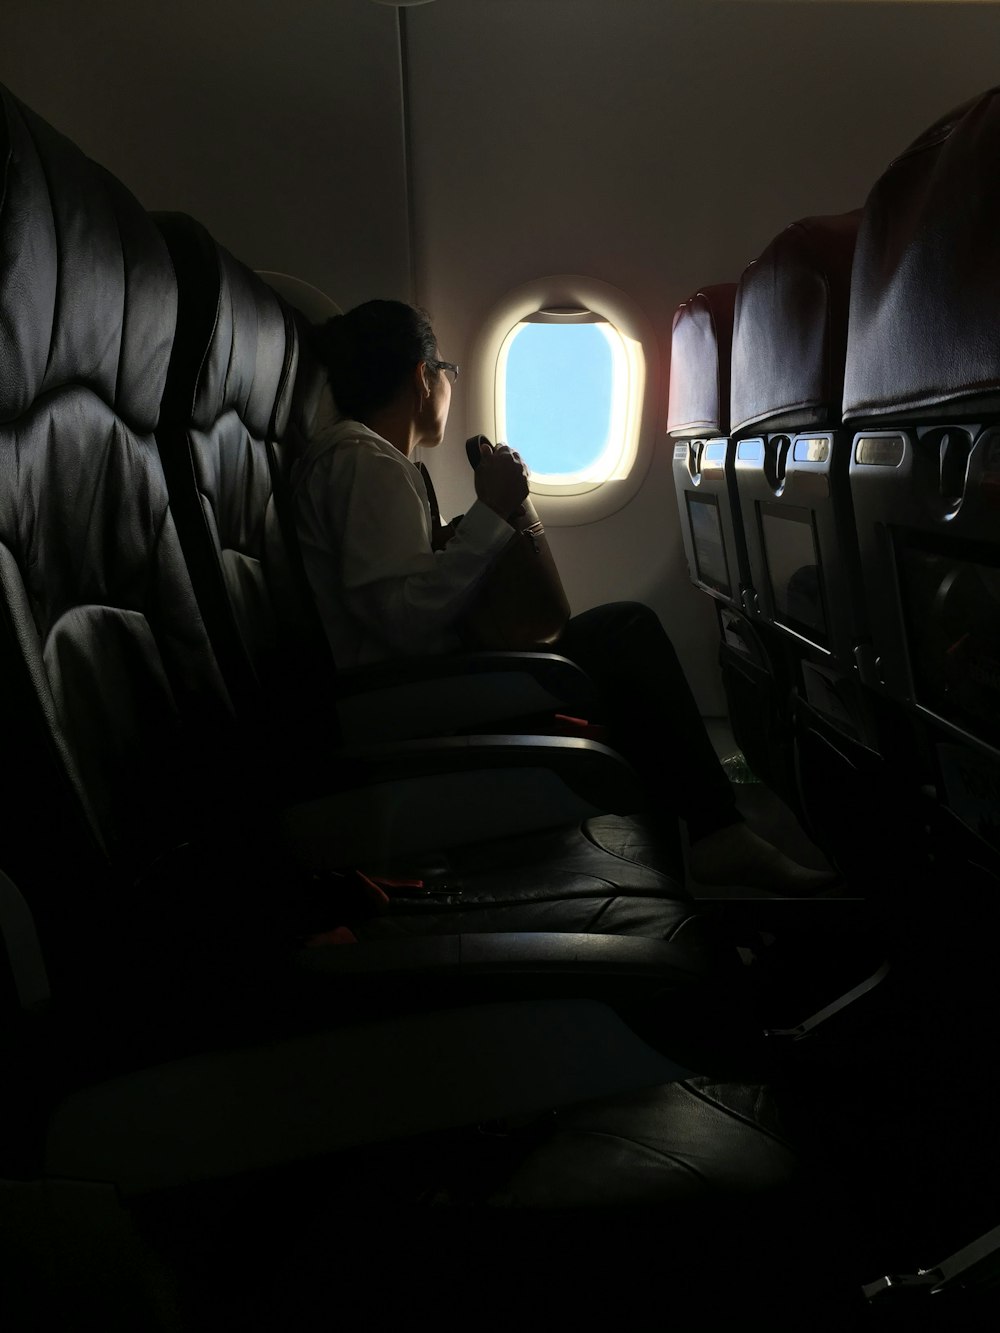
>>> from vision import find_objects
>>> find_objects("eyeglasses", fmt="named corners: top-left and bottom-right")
top-left (428, 359), bottom-right (459, 385)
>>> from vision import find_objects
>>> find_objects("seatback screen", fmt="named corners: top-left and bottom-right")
top-left (896, 532), bottom-right (1000, 750)
top-left (759, 502), bottom-right (827, 644)
top-left (685, 493), bottom-right (731, 596)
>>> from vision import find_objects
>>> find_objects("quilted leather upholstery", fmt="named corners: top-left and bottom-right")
top-left (0, 89), bottom-right (234, 886)
top-left (731, 212), bottom-right (860, 435)
top-left (491, 1076), bottom-right (795, 1206)
top-left (354, 820), bottom-right (695, 941)
top-left (843, 87), bottom-right (1000, 422)
top-left (155, 213), bottom-right (329, 747)
top-left (667, 284), bottom-right (737, 438)
top-left (0, 117), bottom-right (168, 434)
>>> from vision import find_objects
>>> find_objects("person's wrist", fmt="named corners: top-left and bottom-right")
top-left (478, 494), bottom-right (512, 521)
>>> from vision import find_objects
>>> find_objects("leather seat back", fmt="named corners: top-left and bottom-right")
top-left (727, 210), bottom-right (921, 880)
top-left (844, 87), bottom-right (1000, 866)
top-left (667, 282), bottom-right (800, 807)
top-left (731, 212), bottom-right (857, 437)
top-left (729, 212), bottom-right (864, 675)
top-left (0, 89), bottom-right (235, 880)
top-left (667, 284), bottom-right (744, 607)
top-left (153, 213), bottom-right (338, 775)
top-left (844, 88), bottom-right (1000, 426)
top-left (844, 88), bottom-right (1000, 740)
top-left (0, 87), bottom-right (271, 995)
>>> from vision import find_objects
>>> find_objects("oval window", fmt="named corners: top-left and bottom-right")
top-left (469, 276), bottom-right (656, 524)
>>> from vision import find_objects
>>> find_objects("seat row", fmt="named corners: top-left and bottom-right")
top-left (0, 82), bottom-right (852, 1328)
top-left (0, 94), bottom-right (709, 999)
top-left (669, 85), bottom-right (1000, 895)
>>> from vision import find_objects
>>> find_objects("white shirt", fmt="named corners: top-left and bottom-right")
top-left (291, 416), bottom-right (514, 667)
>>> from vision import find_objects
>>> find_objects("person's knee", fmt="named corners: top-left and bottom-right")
top-left (561, 601), bottom-right (682, 677)
top-left (605, 602), bottom-right (677, 654)
top-left (585, 601), bottom-right (659, 633)
top-left (615, 601), bottom-right (660, 630)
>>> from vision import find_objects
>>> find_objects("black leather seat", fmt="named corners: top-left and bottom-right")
top-left (151, 211), bottom-right (706, 948)
top-left (727, 211), bottom-right (910, 886)
top-left (843, 86), bottom-right (1000, 888)
top-left (668, 284), bottom-right (743, 608)
top-left (0, 84), bottom-right (245, 1008)
top-left (668, 284), bottom-right (798, 806)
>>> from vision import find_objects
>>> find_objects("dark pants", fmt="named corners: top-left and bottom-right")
top-left (554, 602), bottom-right (740, 844)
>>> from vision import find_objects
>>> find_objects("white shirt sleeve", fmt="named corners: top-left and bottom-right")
top-left (298, 431), bottom-right (514, 659)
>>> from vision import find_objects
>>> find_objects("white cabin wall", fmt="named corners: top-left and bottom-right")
top-left (2, 0), bottom-right (409, 308)
top-left (406, 0), bottom-right (1000, 713)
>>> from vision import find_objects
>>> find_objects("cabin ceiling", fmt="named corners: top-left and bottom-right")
top-left (5, 0), bottom-right (999, 307)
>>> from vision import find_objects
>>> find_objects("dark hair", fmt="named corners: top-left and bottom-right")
top-left (314, 299), bottom-right (438, 420)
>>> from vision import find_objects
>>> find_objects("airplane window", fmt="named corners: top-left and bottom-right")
top-left (502, 321), bottom-right (616, 482)
top-left (470, 276), bottom-right (654, 524)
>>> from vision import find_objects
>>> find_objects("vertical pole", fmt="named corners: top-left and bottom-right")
top-left (397, 7), bottom-right (418, 305)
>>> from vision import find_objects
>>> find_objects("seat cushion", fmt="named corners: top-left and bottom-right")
top-left (489, 1075), bottom-right (794, 1206)
top-left (352, 819), bottom-right (694, 943)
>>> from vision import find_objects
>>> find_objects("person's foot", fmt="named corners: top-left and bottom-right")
top-left (687, 822), bottom-right (840, 896)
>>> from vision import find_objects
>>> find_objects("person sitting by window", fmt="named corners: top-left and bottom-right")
top-left (291, 300), bottom-right (837, 894)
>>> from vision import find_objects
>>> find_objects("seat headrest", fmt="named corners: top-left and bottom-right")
top-left (730, 211), bottom-right (860, 436)
top-left (843, 86), bottom-right (1000, 423)
top-left (256, 272), bottom-right (342, 324)
top-left (155, 213), bottom-right (292, 440)
top-left (280, 306), bottom-right (334, 445)
top-left (666, 284), bottom-right (737, 438)
top-left (0, 88), bottom-right (176, 431)
top-left (255, 275), bottom-right (340, 439)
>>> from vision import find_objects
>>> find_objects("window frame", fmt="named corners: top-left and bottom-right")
top-left (468, 275), bottom-right (658, 527)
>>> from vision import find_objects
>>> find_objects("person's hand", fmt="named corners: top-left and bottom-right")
top-left (474, 441), bottom-right (529, 520)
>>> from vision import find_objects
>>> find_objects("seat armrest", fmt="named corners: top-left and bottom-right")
top-left (280, 736), bottom-right (644, 866)
top-left (337, 734), bottom-right (638, 803)
top-left (334, 654), bottom-right (596, 744)
top-left (335, 652), bottom-right (592, 699)
top-left (44, 999), bottom-right (690, 1194)
top-left (297, 931), bottom-right (705, 984)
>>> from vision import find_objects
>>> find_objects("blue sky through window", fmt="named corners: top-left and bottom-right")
top-left (504, 323), bottom-right (613, 476)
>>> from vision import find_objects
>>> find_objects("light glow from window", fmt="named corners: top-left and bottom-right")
top-left (470, 276), bottom-right (655, 521)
